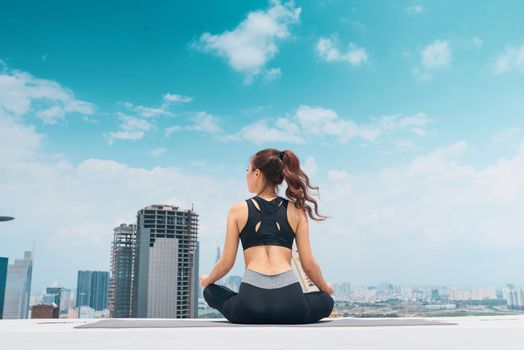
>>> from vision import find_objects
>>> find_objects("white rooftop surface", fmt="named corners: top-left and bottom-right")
top-left (1, 315), bottom-right (523, 349)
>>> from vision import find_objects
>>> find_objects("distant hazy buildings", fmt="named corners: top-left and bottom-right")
top-left (0, 257), bottom-right (7, 318)
top-left (109, 223), bottom-right (136, 318)
top-left (58, 288), bottom-right (74, 314)
top-left (334, 282), bottom-right (352, 299)
top-left (448, 287), bottom-right (497, 301)
top-left (31, 303), bottom-right (59, 319)
top-left (76, 271), bottom-right (109, 311)
top-left (222, 275), bottom-right (241, 293)
top-left (2, 251), bottom-right (33, 319)
top-left (131, 204), bottom-right (199, 318)
top-left (503, 284), bottom-right (524, 310)
top-left (215, 244), bottom-right (223, 285)
top-left (42, 286), bottom-right (62, 308)
top-left (423, 304), bottom-right (456, 311)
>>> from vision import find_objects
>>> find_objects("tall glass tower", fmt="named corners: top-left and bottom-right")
top-left (76, 270), bottom-right (109, 311)
top-left (2, 251), bottom-right (33, 319)
top-left (0, 257), bottom-right (8, 319)
top-left (131, 204), bottom-right (199, 318)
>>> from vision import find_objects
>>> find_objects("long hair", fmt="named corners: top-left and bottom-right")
top-left (250, 148), bottom-right (330, 222)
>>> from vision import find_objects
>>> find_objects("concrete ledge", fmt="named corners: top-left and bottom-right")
top-left (1, 315), bottom-right (523, 349)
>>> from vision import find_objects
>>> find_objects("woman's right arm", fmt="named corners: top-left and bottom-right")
top-left (294, 208), bottom-right (333, 295)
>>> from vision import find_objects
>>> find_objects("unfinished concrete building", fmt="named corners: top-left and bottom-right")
top-left (109, 223), bottom-right (136, 318)
top-left (131, 204), bottom-right (199, 318)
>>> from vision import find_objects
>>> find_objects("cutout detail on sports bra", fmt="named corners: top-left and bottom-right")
top-left (251, 198), bottom-right (261, 211)
top-left (240, 195), bottom-right (295, 251)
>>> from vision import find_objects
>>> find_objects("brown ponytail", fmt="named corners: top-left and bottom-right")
top-left (250, 148), bottom-right (330, 222)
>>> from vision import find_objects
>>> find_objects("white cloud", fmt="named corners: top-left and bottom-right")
top-left (377, 113), bottom-right (432, 135)
top-left (223, 105), bottom-right (433, 145)
top-left (412, 39), bottom-right (451, 81)
top-left (315, 36), bottom-right (368, 65)
top-left (491, 127), bottom-right (520, 144)
top-left (104, 112), bottom-right (155, 145)
top-left (162, 93), bottom-right (193, 104)
top-left (421, 40), bottom-right (451, 69)
top-left (319, 140), bottom-right (524, 284)
top-left (117, 113), bottom-right (155, 132)
top-left (295, 106), bottom-right (432, 143)
top-left (0, 110), bottom-right (42, 163)
top-left (106, 93), bottom-right (194, 144)
top-left (162, 111), bottom-right (224, 137)
top-left (493, 44), bottom-right (524, 74)
top-left (104, 130), bottom-right (145, 143)
top-left (263, 67), bottom-right (282, 81)
top-left (194, 0), bottom-right (301, 84)
top-left (164, 125), bottom-right (183, 137)
top-left (294, 105), bottom-right (379, 142)
top-left (119, 92), bottom-right (191, 119)
top-left (122, 101), bottom-right (172, 118)
top-left (186, 111), bottom-right (223, 133)
top-left (222, 117), bottom-right (305, 145)
top-left (0, 67), bottom-right (95, 124)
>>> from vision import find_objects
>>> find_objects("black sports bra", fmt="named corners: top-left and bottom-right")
top-left (239, 195), bottom-right (295, 251)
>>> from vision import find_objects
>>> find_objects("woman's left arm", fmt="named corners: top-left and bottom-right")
top-left (200, 204), bottom-right (240, 288)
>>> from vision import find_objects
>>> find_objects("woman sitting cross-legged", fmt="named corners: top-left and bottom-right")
top-left (201, 148), bottom-right (334, 324)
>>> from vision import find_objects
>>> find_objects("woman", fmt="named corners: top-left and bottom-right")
top-left (200, 148), bottom-right (334, 324)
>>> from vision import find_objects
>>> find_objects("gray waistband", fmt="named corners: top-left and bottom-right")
top-left (241, 269), bottom-right (298, 289)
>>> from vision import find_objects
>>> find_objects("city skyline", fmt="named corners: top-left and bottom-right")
top-left (2, 0), bottom-right (524, 292)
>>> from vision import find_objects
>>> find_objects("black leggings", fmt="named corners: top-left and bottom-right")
top-left (203, 281), bottom-right (334, 324)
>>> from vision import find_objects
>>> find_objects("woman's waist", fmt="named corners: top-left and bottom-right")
top-left (241, 268), bottom-right (298, 289)
top-left (244, 255), bottom-right (292, 274)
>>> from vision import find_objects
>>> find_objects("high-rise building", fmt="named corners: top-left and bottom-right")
top-left (215, 244), bottom-right (223, 285)
top-left (2, 251), bottom-right (33, 319)
top-left (192, 240), bottom-right (200, 317)
top-left (223, 275), bottom-right (242, 293)
top-left (109, 223), bottom-right (136, 318)
top-left (42, 286), bottom-right (63, 309)
top-left (76, 271), bottom-right (109, 311)
top-left (503, 285), bottom-right (524, 310)
top-left (58, 288), bottom-right (73, 314)
top-left (131, 204), bottom-right (199, 318)
top-left (0, 257), bottom-right (8, 319)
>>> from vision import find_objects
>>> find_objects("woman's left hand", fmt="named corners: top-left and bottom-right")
top-left (200, 274), bottom-right (209, 288)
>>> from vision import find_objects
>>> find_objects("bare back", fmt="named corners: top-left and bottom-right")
top-left (235, 197), bottom-right (301, 275)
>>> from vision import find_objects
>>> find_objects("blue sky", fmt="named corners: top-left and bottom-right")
top-left (1, 0), bottom-right (524, 293)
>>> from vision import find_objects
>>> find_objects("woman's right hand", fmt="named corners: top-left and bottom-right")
top-left (322, 282), bottom-right (334, 295)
